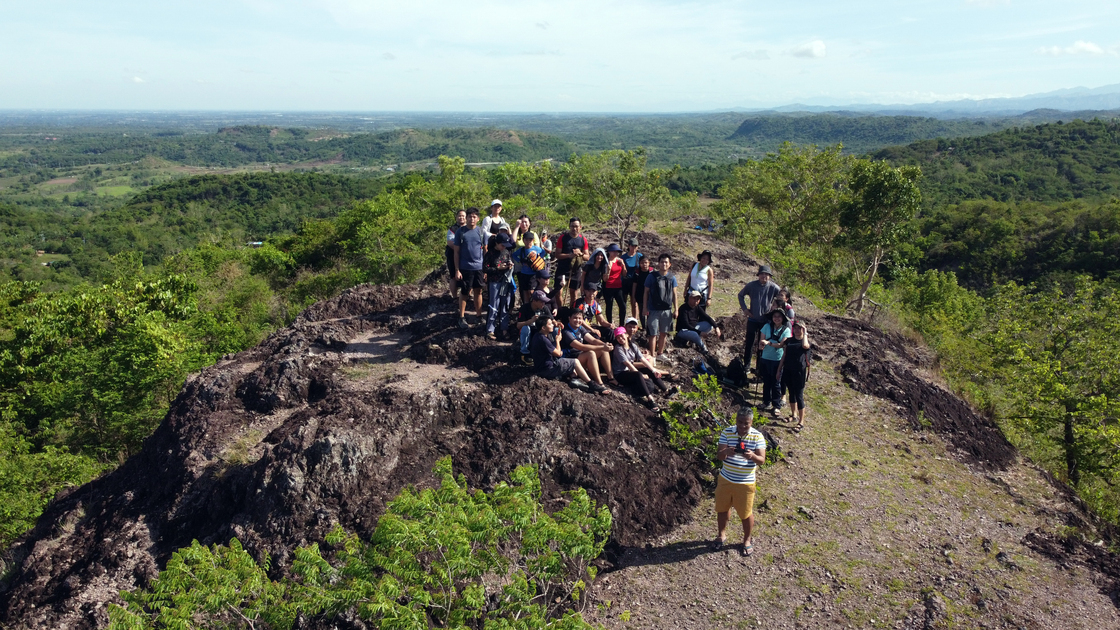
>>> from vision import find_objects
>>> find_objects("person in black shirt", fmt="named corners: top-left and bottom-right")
top-left (779, 320), bottom-right (812, 432)
top-left (516, 290), bottom-right (555, 366)
top-left (674, 290), bottom-right (722, 353)
top-left (554, 217), bottom-right (590, 308)
top-left (630, 255), bottom-right (652, 324)
top-left (530, 316), bottom-right (603, 393)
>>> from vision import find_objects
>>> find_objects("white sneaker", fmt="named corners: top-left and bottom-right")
top-left (657, 354), bottom-right (670, 363)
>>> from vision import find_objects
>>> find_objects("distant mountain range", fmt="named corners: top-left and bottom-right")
top-left (755, 83), bottom-right (1120, 117)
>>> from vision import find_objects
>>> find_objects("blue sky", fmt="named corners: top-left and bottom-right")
top-left (1, 0), bottom-right (1118, 111)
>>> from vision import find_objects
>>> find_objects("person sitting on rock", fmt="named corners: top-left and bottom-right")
top-left (713, 406), bottom-right (766, 557)
top-left (779, 319), bottom-right (812, 432)
top-left (560, 310), bottom-right (615, 389)
top-left (674, 289), bottom-right (722, 353)
top-left (757, 308), bottom-right (792, 412)
top-left (531, 316), bottom-right (605, 393)
top-left (516, 290), bottom-right (554, 367)
top-left (611, 326), bottom-right (676, 411)
top-left (483, 233), bottom-right (516, 340)
top-left (573, 284), bottom-right (611, 336)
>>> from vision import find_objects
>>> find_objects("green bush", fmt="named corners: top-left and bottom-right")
top-left (109, 458), bottom-right (610, 630)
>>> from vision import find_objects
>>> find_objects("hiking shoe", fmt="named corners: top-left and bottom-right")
top-left (520, 354), bottom-right (534, 367)
top-left (569, 378), bottom-right (590, 390)
top-left (458, 318), bottom-right (470, 330)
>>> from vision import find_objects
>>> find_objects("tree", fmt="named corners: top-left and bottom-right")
top-left (561, 148), bottom-right (672, 242)
top-left (838, 159), bottom-right (922, 313)
top-left (985, 278), bottom-right (1120, 492)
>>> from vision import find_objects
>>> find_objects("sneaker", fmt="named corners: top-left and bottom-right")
top-left (569, 378), bottom-right (590, 390)
top-left (520, 354), bottom-right (534, 367)
top-left (486, 332), bottom-right (497, 340)
top-left (458, 318), bottom-right (469, 330)
top-left (588, 382), bottom-right (608, 394)
top-left (657, 354), bottom-right (670, 363)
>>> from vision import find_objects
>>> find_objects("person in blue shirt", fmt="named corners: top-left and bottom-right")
top-left (621, 237), bottom-right (644, 320)
top-left (757, 308), bottom-right (792, 411)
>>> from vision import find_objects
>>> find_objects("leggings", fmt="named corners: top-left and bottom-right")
top-left (782, 369), bottom-right (807, 407)
top-left (602, 287), bottom-right (626, 326)
top-left (616, 370), bottom-right (655, 399)
top-left (636, 366), bottom-right (669, 393)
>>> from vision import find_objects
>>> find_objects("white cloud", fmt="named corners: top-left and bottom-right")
top-left (1037, 40), bottom-right (1113, 56)
top-left (789, 40), bottom-right (826, 59)
top-left (732, 49), bottom-right (769, 60)
top-left (131, 76), bottom-right (144, 83)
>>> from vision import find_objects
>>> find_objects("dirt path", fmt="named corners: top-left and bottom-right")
top-left (581, 232), bottom-right (1119, 629)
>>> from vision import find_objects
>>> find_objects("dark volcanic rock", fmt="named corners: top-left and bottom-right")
top-left (0, 280), bottom-right (705, 629)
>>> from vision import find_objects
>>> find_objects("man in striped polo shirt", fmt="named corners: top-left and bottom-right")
top-left (713, 407), bottom-right (766, 556)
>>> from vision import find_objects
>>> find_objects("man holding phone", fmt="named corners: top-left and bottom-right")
top-left (713, 407), bottom-right (766, 556)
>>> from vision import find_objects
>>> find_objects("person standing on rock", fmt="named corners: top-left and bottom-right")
top-left (601, 243), bottom-right (628, 326)
top-left (737, 265), bottom-right (781, 376)
top-left (554, 217), bottom-right (590, 308)
top-left (713, 406), bottom-right (766, 557)
top-left (484, 233), bottom-right (516, 340)
top-left (642, 253), bottom-right (678, 363)
top-left (631, 255), bottom-right (652, 326)
top-left (513, 231), bottom-right (546, 307)
top-left (621, 237), bottom-right (644, 321)
top-left (779, 319), bottom-right (812, 432)
top-left (453, 207), bottom-right (487, 329)
top-left (480, 199), bottom-right (511, 235)
top-left (686, 250), bottom-right (715, 307)
top-left (758, 308), bottom-right (792, 412)
top-left (445, 209), bottom-right (467, 299)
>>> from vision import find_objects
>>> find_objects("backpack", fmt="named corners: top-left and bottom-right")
top-left (647, 274), bottom-right (674, 310)
top-left (724, 357), bottom-right (747, 388)
top-left (525, 249), bottom-right (546, 272)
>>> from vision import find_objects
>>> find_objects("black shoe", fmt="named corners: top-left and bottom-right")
top-left (520, 355), bottom-right (534, 367)
top-left (664, 386), bottom-right (680, 399)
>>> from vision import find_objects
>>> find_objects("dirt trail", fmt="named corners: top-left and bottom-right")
top-left (1, 228), bottom-right (1116, 629)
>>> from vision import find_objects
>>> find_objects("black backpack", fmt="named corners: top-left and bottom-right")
top-left (724, 357), bottom-right (747, 388)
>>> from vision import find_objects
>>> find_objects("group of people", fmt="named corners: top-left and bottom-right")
top-left (446, 203), bottom-right (816, 559)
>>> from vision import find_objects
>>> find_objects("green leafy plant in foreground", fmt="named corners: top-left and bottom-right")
top-left (660, 374), bottom-right (725, 464)
top-left (109, 457), bottom-right (611, 630)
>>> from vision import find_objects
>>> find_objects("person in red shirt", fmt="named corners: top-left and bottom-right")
top-left (601, 243), bottom-right (627, 326)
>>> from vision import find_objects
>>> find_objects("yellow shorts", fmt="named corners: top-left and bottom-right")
top-left (715, 475), bottom-right (756, 520)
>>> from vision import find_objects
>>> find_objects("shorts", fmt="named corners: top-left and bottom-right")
top-left (714, 475), bottom-right (756, 520)
top-left (458, 269), bottom-right (485, 296)
top-left (541, 357), bottom-right (578, 380)
top-left (646, 309), bottom-right (673, 337)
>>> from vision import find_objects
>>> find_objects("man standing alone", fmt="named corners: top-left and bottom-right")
top-left (713, 407), bottom-right (766, 557)
top-left (737, 265), bottom-right (781, 374)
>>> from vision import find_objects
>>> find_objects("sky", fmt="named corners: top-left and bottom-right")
top-left (1, 0), bottom-right (1118, 112)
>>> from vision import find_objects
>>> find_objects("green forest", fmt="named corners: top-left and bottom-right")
top-left (1, 115), bottom-right (1119, 599)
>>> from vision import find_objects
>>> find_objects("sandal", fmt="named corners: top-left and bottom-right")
top-left (741, 544), bottom-right (754, 557)
top-left (710, 538), bottom-right (726, 551)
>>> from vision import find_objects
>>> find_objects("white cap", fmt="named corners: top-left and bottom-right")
top-left (490, 199), bottom-right (503, 207)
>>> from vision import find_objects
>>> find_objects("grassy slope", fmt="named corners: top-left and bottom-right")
top-left (583, 229), bottom-right (1119, 629)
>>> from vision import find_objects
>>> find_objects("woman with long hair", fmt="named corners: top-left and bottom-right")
top-left (779, 320), bottom-right (812, 432)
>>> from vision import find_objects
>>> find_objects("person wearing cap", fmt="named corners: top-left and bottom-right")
top-left (573, 284), bottom-right (611, 335)
top-left (621, 237), bottom-right (644, 320)
top-left (530, 316), bottom-right (603, 393)
top-left (601, 243), bottom-right (628, 326)
top-left (713, 407), bottom-right (766, 557)
top-left (623, 317), bottom-right (676, 386)
top-left (480, 199), bottom-right (511, 235)
top-left (512, 231), bottom-right (546, 307)
top-left (737, 265), bottom-right (782, 374)
top-left (611, 326), bottom-right (676, 411)
top-left (453, 207), bottom-right (488, 329)
top-left (779, 319), bottom-right (812, 431)
top-left (483, 233), bottom-right (516, 340)
top-left (516, 290), bottom-right (555, 366)
top-left (757, 307), bottom-right (792, 411)
top-left (686, 250), bottom-right (715, 307)
top-left (675, 289), bottom-right (721, 353)
top-left (554, 217), bottom-right (590, 308)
